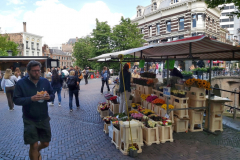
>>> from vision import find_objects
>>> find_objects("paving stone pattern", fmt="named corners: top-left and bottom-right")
top-left (0, 79), bottom-right (240, 160)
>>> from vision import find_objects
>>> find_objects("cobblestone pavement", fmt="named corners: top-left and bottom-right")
top-left (0, 79), bottom-right (240, 160)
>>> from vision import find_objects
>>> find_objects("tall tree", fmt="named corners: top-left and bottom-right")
top-left (0, 35), bottom-right (19, 56)
top-left (112, 17), bottom-right (146, 51)
top-left (73, 36), bottom-right (94, 69)
top-left (205, 0), bottom-right (240, 17)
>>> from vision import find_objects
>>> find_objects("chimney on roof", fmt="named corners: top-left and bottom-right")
top-left (23, 22), bottom-right (26, 32)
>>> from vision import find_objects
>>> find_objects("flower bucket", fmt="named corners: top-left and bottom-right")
top-left (129, 149), bottom-right (138, 158)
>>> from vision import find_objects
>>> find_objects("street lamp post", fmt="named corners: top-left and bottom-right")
top-left (7, 50), bottom-right (12, 56)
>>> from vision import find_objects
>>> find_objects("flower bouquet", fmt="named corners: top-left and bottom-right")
top-left (100, 103), bottom-right (109, 111)
top-left (105, 94), bottom-right (113, 100)
top-left (131, 103), bottom-right (140, 109)
top-left (111, 117), bottom-right (118, 122)
top-left (112, 121), bottom-right (120, 130)
top-left (109, 96), bottom-right (118, 104)
top-left (146, 79), bottom-right (154, 87)
top-left (152, 98), bottom-right (165, 106)
top-left (141, 109), bottom-right (155, 116)
top-left (185, 78), bottom-right (211, 90)
top-left (146, 95), bottom-right (158, 103)
top-left (148, 114), bottom-right (161, 121)
top-left (131, 113), bottom-right (143, 121)
top-left (161, 104), bottom-right (174, 110)
top-left (103, 116), bottom-right (112, 124)
top-left (159, 118), bottom-right (172, 126)
top-left (145, 120), bottom-right (157, 128)
top-left (141, 94), bottom-right (150, 101)
top-left (129, 110), bottom-right (139, 114)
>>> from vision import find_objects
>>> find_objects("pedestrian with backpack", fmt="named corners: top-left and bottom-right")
top-left (67, 71), bottom-right (80, 112)
top-left (100, 66), bottom-right (110, 95)
top-left (75, 66), bottom-right (82, 90)
top-left (50, 70), bottom-right (63, 106)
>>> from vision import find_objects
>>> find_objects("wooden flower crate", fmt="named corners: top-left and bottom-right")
top-left (100, 109), bottom-right (109, 118)
top-left (133, 90), bottom-right (142, 103)
top-left (112, 126), bottom-right (121, 149)
top-left (189, 99), bottom-right (206, 108)
top-left (158, 125), bottom-right (173, 143)
top-left (161, 108), bottom-right (174, 124)
top-left (142, 126), bottom-right (160, 146)
top-left (204, 111), bottom-right (223, 132)
top-left (152, 104), bottom-right (161, 116)
top-left (143, 86), bottom-right (152, 95)
top-left (111, 103), bottom-right (119, 115)
top-left (158, 91), bottom-right (165, 100)
top-left (206, 101), bottom-right (224, 113)
top-left (173, 96), bottom-right (189, 118)
top-left (136, 84), bottom-right (144, 93)
top-left (152, 89), bottom-right (161, 97)
top-left (103, 122), bottom-right (111, 134)
top-left (188, 87), bottom-right (206, 101)
top-left (188, 109), bottom-right (204, 132)
top-left (141, 100), bottom-right (148, 108)
top-left (147, 102), bottom-right (152, 110)
top-left (120, 120), bottom-right (143, 155)
top-left (174, 117), bottom-right (189, 133)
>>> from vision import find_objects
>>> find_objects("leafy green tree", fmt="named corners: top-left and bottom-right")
top-left (112, 17), bottom-right (146, 51)
top-left (0, 35), bottom-right (19, 56)
top-left (73, 36), bottom-right (94, 69)
top-left (205, 0), bottom-right (240, 17)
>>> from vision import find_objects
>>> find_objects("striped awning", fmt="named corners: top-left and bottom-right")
top-left (89, 35), bottom-right (240, 61)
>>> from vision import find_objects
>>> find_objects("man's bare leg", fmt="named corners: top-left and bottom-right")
top-left (38, 142), bottom-right (49, 152)
top-left (29, 142), bottom-right (39, 160)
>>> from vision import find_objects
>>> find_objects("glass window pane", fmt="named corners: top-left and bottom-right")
top-left (230, 24), bottom-right (234, 28)
top-left (192, 19), bottom-right (196, 28)
top-left (230, 5), bottom-right (234, 9)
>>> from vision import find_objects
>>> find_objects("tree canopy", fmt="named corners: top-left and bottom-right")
top-left (205, 0), bottom-right (240, 17)
top-left (73, 17), bottom-right (146, 72)
top-left (0, 35), bottom-right (19, 56)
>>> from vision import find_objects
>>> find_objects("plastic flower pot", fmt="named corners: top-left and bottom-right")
top-left (129, 148), bottom-right (138, 158)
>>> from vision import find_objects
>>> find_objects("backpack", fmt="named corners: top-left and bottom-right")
top-left (61, 72), bottom-right (65, 79)
top-left (102, 71), bottom-right (108, 81)
top-left (67, 77), bottom-right (76, 89)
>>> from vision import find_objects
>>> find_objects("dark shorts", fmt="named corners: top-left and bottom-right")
top-left (23, 117), bottom-right (51, 144)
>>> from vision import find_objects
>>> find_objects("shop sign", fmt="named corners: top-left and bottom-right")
top-left (163, 87), bottom-right (171, 97)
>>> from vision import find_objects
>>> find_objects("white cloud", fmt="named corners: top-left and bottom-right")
top-left (1, 0), bottom-right (124, 47)
top-left (7, 0), bottom-right (25, 5)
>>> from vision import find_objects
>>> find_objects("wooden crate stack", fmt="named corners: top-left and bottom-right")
top-left (204, 101), bottom-right (224, 132)
top-left (188, 87), bottom-right (206, 132)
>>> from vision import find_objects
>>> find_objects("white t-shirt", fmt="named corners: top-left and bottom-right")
top-left (62, 69), bottom-right (69, 76)
top-left (1, 75), bottom-right (18, 88)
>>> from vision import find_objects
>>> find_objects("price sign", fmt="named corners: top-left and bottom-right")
top-left (163, 87), bottom-right (171, 97)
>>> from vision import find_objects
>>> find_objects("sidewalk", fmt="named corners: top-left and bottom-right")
top-left (0, 79), bottom-right (240, 160)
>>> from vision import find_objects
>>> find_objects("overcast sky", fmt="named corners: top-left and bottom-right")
top-left (0, 0), bottom-right (150, 47)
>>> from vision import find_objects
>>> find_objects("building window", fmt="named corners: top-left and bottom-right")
top-left (26, 41), bottom-right (29, 49)
top-left (179, 35), bottom-right (184, 39)
top-left (192, 33), bottom-right (197, 36)
top-left (37, 52), bottom-right (39, 56)
top-left (31, 42), bottom-right (34, 50)
top-left (230, 24), bottom-right (234, 28)
top-left (141, 28), bottom-right (144, 34)
top-left (229, 5), bottom-right (234, 9)
top-left (138, 9), bottom-right (141, 17)
top-left (166, 21), bottom-right (171, 32)
top-left (153, 3), bottom-right (157, 10)
top-left (37, 43), bottom-right (39, 50)
top-left (192, 15), bottom-right (196, 28)
top-left (26, 51), bottom-right (29, 56)
top-left (171, 0), bottom-right (179, 4)
top-left (32, 51), bottom-right (34, 56)
top-left (149, 26), bottom-right (152, 36)
top-left (179, 18), bottom-right (184, 30)
top-left (62, 62), bottom-right (63, 66)
top-left (156, 23), bottom-right (160, 35)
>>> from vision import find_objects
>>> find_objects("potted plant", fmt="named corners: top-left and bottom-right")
top-left (178, 90), bottom-right (186, 98)
top-left (131, 113), bottom-right (143, 121)
top-left (129, 146), bottom-right (138, 158)
top-left (181, 71), bottom-right (193, 80)
top-left (191, 68), bottom-right (198, 75)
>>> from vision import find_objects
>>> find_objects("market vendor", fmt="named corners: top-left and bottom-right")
top-left (131, 69), bottom-right (140, 78)
top-left (165, 60), bottom-right (183, 79)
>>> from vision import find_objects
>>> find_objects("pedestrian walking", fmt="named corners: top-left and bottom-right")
top-left (45, 68), bottom-right (52, 83)
top-left (100, 66), bottom-right (110, 95)
top-left (119, 63), bottom-right (131, 114)
top-left (14, 67), bottom-right (22, 80)
top-left (50, 70), bottom-right (63, 106)
top-left (156, 63), bottom-right (159, 75)
top-left (82, 67), bottom-right (88, 85)
top-left (67, 71), bottom-right (80, 111)
top-left (13, 61), bottom-right (54, 160)
top-left (1, 69), bottom-right (18, 111)
top-left (75, 66), bottom-right (82, 90)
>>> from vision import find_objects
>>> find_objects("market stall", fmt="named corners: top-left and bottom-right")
top-left (89, 35), bottom-right (240, 157)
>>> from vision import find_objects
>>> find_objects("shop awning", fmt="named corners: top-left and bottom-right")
top-left (89, 35), bottom-right (240, 61)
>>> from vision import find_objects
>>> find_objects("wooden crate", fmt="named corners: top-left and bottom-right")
top-left (120, 120), bottom-right (143, 155)
top-left (164, 95), bottom-right (174, 105)
top-left (111, 103), bottom-right (120, 115)
top-left (100, 109), bottom-right (109, 118)
top-left (112, 126), bottom-right (121, 149)
top-left (173, 96), bottom-right (189, 118)
top-left (189, 99), bottom-right (206, 108)
top-left (158, 125), bottom-right (173, 143)
top-left (136, 84), bottom-right (144, 93)
top-left (204, 111), bottom-right (223, 132)
top-left (103, 122), bottom-right (111, 134)
top-left (142, 126), bottom-right (160, 146)
top-left (188, 109), bottom-right (204, 132)
top-left (143, 86), bottom-right (152, 95)
top-left (152, 104), bottom-right (161, 116)
top-left (206, 101), bottom-right (224, 113)
top-left (147, 102), bottom-right (152, 110)
top-left (161, 109), bottom-right (174, 124)
top-left (152, 89), bottom-right (160, 97)
top-left (188, 87), bottom-right (206, 101)
top-left (133, 90), bottom-right (142, 103)
top-left (141, 100), bottom-right (148, 108)
top-left (174, 117), bottom-right (189, 133)
top-left (158, 91), bottom-right (165, 100)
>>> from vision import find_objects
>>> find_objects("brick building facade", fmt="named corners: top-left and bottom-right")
top-left (62, 37), bottom-right (78, 53)
top-left (49, 49), bottom-right (73, 67)
top-left (132, 0), bottom-right (221, 45)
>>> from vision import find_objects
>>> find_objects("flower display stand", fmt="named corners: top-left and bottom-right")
top-left (164, 95), bottom-right (174, 105)
top-left (143, 86), bottom-right (152, 95)
top-left (120, 120), bottom-right (143, 155)
top-left (103, 122), bottom-right (111, 134)
top-left (100, 109), bottom-right (109, 118)
top-left (108, 126), bottom-right (113, 139)
top-left (111, 103), bottom-right (119, 115)
top-left (161, 109), bottom-right (174, 124)
top-left (206, 101), bottom-right (225, 113)
top-left (152, 104), bottom-right (161, 116)
top-left (158, 125), bottom-right (173, 143)
top-left (142, 126), bottom-right (160, 146)
top-left (188, 109), bottom-right (204, 132)
top-left (174, 117), bottom-right (189, 133)
top-left (133, 90), bottom-right (142, 103)
top-left (188, 87), bottom-right (206, 108)
top-left (204, 111), bottom-right (223, 132)
top-left (173, 96), bottom-right (189, 119)
top-left (112, 126), bottom-right (121, 149)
